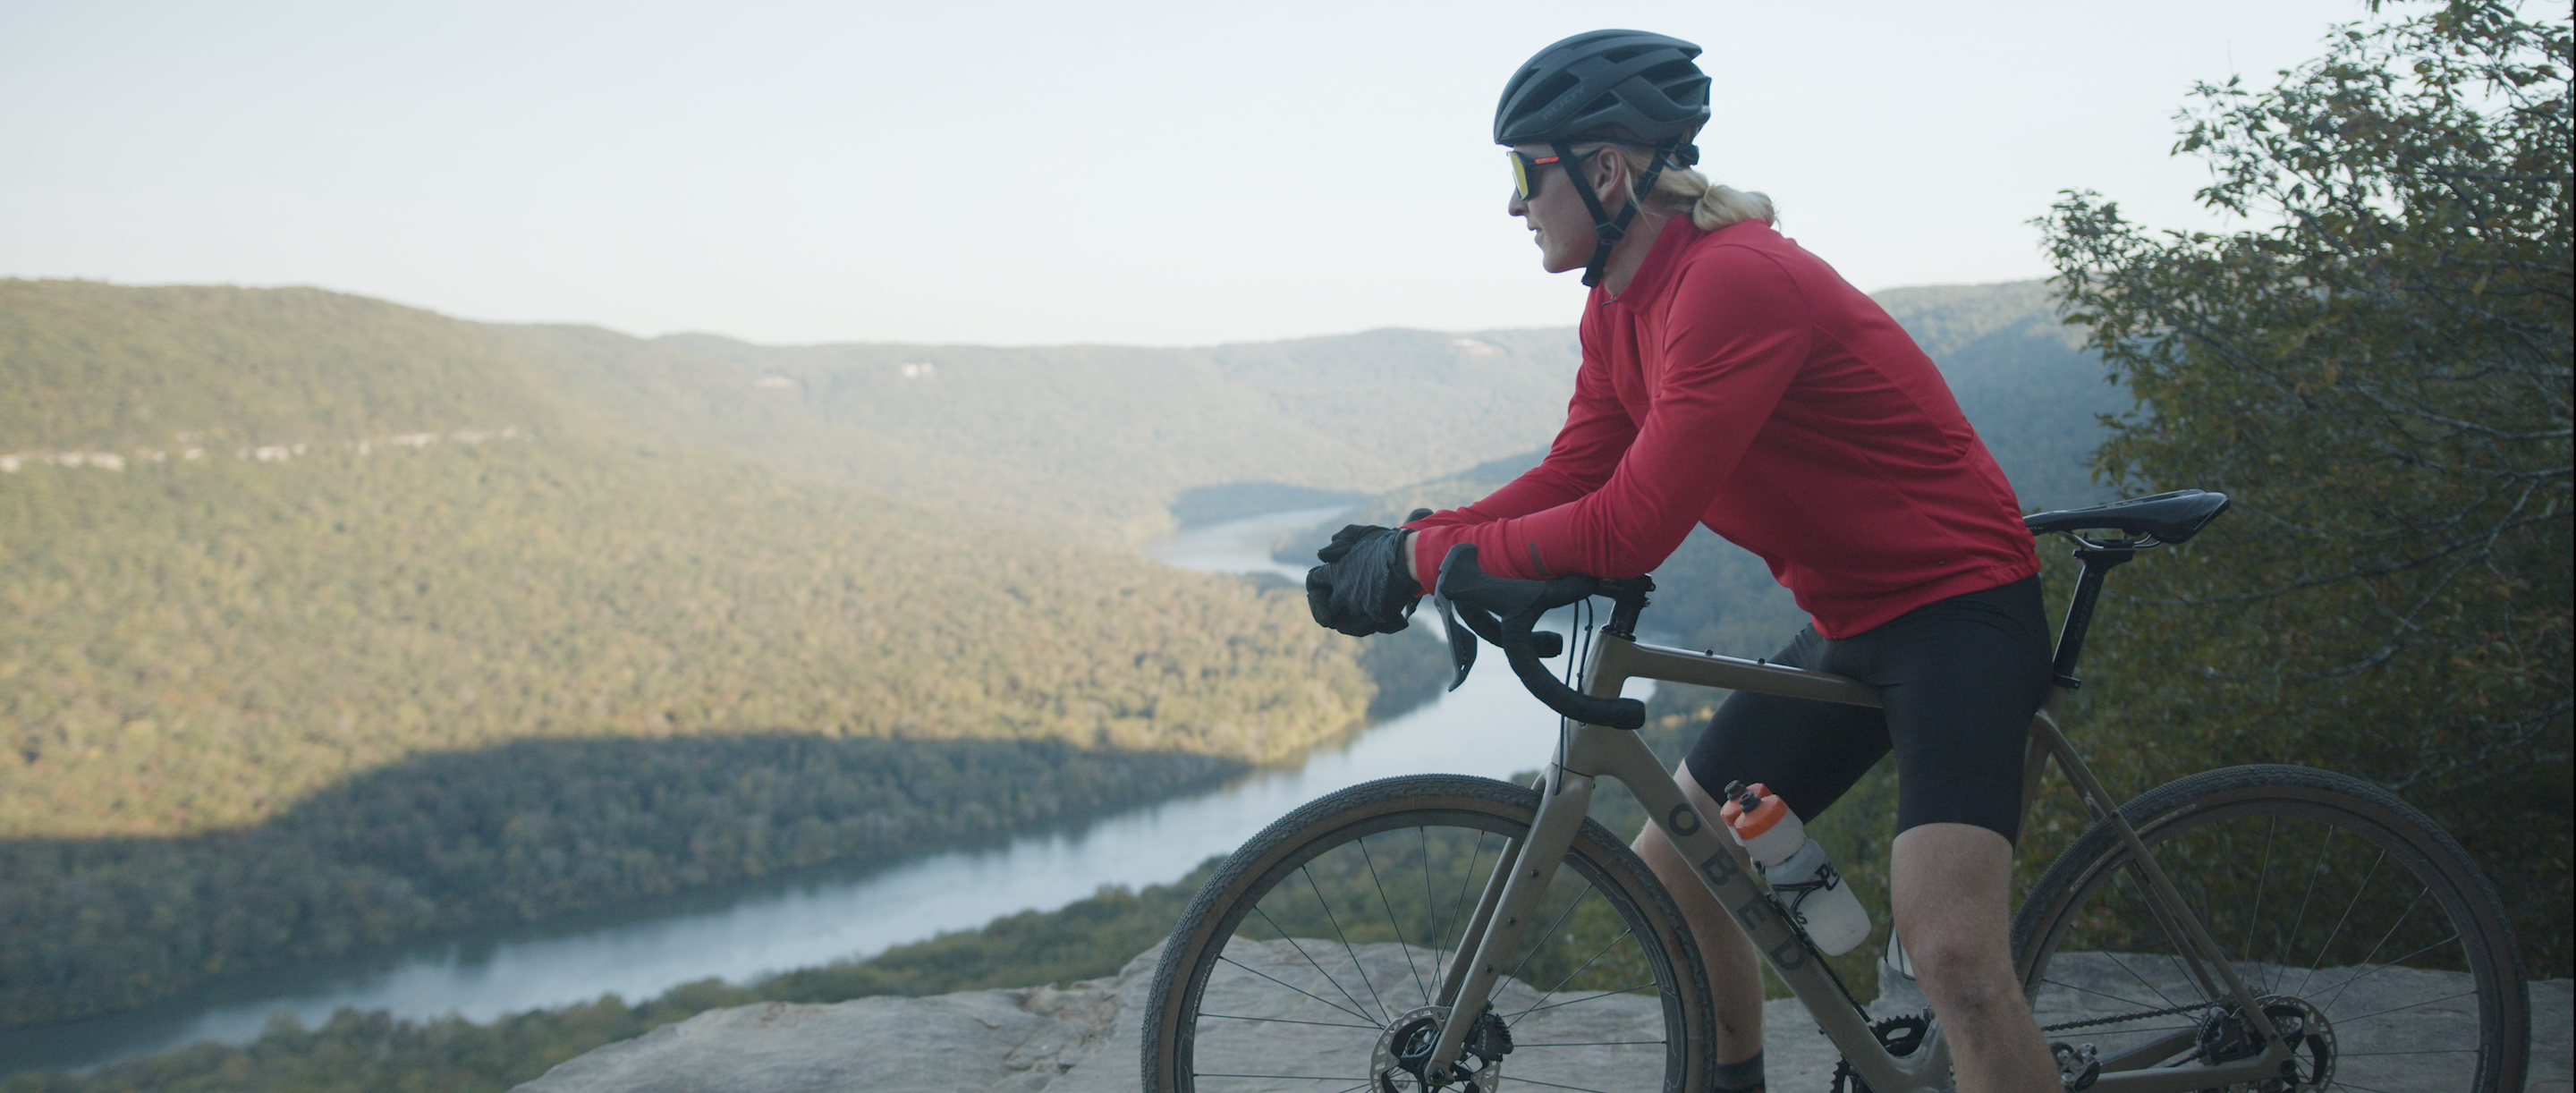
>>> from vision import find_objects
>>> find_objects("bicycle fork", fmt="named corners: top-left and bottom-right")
top-left (1420, 761), bottom-right (1597, 1078)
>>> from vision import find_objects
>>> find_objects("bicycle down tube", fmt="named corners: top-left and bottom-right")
top-left (1418, 631), bottom-right (2299, 1093)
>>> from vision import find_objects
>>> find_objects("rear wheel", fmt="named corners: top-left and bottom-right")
top-left (2012, 764), bottom-right (2528, 1092)
top-left (1143, 774), bottom-right (1715, 1091)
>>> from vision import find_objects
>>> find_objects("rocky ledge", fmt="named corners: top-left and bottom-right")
top-left (515, 942), bottom-right (2573, 1092)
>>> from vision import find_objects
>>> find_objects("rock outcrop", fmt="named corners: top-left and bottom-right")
top-left (512, 975), bottom-right (1124, 1093)
top-left (516, 943), bottom-right (2574, 1092)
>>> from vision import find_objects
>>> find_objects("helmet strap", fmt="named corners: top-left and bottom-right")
top-left (1555, 138), bottom-right (1686, 289)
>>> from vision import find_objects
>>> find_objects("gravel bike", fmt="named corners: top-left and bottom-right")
top-left (1143, 489), bottom-right (2529, 1092)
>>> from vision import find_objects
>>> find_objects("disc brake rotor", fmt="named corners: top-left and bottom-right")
top-left (1372, 1005), bottom-right (1510, 1092)
top-left (2197, 995), bottom-right (2335, 1093)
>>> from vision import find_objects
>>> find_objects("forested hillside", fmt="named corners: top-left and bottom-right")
top-left (499, 325), bottom-right (1580, 546)
top-left (0, 281), bottom-right (1408, 1023)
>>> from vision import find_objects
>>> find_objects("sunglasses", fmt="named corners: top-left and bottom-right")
top-left (1506, 148), bottom-right (1582, 200)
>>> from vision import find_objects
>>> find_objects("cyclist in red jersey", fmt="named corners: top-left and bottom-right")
top-left (1307, 30), bottom-right (2061, 1093)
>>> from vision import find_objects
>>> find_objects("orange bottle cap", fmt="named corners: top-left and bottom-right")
top-left (1725, 784), bottom-right (1789, 839)
top-left (1717, 782), bottom-right (1770, 825)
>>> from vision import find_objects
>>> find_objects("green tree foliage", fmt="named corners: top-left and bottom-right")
top-left (0, 438), bottom-right (1368, 838)
top-left (2037, 1), bottom-right (2571, 972)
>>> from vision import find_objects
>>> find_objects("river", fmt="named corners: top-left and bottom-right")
top-left (4, 505), bottom-right (1647, 1077)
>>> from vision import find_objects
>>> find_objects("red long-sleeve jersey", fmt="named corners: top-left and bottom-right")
top-left (1407, 216), bottom-right (2039, 639)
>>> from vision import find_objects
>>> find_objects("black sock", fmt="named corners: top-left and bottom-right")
top-left (1712, 1049), bottom-right (1764, 1093)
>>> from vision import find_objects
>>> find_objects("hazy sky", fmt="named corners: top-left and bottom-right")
top-left (4, 0), bottom-right (2378, 346)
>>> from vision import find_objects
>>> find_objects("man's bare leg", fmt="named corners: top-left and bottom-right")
top-left (1632, 766), bottom-right (1765, 1079)
top-left (1890, 822), bottom-right (2059, 1092)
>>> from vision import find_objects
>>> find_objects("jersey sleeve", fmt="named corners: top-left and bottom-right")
top-left (1417, 246), bottom-right (1812, 582)
top-left (1404, 318), bottom-right (1639, 574)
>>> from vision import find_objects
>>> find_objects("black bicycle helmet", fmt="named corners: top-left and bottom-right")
top-left (1493, 30), bottom-right (1710, 148)
top-left (1495, 30), bottom-right (1712, 287)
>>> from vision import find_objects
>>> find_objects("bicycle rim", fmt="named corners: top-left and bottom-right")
top-left (2013, 764), bottom-right (2528, 1092)
top-left (1145, 775), bottom-right (1711, 1092)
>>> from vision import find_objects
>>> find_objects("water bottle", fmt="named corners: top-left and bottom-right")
top-left (1717, 781), bottom-right (1870, 955)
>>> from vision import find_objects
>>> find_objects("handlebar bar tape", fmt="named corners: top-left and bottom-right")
top-left (1434, 544), bottom-right (1648, 731)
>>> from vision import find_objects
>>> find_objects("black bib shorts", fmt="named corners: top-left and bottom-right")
top-left (1681, 575), bottom-right (2051, 843)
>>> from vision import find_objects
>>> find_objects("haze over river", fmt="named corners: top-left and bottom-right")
top-left (4, 506), bottom-right (1649, 1077)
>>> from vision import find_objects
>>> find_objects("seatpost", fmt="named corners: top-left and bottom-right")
top-left (2047, 547), bottom-right (2135, 690)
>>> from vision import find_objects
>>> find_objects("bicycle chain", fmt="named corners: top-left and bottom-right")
top-left (2042, 999), bottom-right (2208, 1032)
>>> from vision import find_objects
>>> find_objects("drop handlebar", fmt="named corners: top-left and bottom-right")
top-left (1432, 543), bottom-right (1648, 732)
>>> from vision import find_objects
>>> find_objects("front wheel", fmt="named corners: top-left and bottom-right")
top-left (2012, 764), bottom-right (2528, 1092)
top-left (1143, 774), bottom-right (1715, 1091)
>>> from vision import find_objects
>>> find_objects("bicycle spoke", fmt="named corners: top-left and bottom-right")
top-left (2294, 845), bottom-right (2387, 999)
top-left (1198, 1012), bottom-right (1385, 1031)
top-left (1355, 835), bottom-right (1430, 1009)
top-left (1301, 863), bottom-right (1394, 1022)
top-left (2320, 987), bottom-right (2478, 1027)
top-left (1499, 880), bottom-right (1599, 994)
top-left (1216, 953), bottom-right (1379, 1025)
top-left (1238, 916), bottom-right (1380, 1024)
top-left (1517, 982), bottom-right (1656, 1015)
top-left (2103, 865), bottom-right (2206, 1010)
top-left (1512, 924), bottom-right (1637, 1025)
top-left (2092, 916), bottom-right (2192, 1013)
top-left (2268, 822), bottom-right (2334, 976)
top-left (1193, 1072), bottom-right (1371, 1082)
top-left (2241, 815), bottom-right (2279, 992)
top-left (2308, 928), bottom-right (2463, 1014)
top-left (1512, 1039), bottom-right (1668, 1047)
top-left (2316, 886), bottom-right (2433, 1012)
top-left (2038, 973), bottom-right (2197, 1017)
top-left (1431, 830), bottom-right (1491, 975)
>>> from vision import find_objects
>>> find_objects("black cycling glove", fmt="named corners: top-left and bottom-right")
top-left (1304, 515), bottom-right (1428, 637)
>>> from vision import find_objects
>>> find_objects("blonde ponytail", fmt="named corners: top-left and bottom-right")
top-left (1579, 141), bottom-right (1777, 230)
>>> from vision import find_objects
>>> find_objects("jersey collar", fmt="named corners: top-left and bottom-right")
top-left (1599, 216), bottom-right (1702, 309)
top-left (1602, 216), bottom-right (1769, 310)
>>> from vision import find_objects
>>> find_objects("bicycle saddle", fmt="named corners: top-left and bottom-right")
top-left (2023, 489), bottom-right (2231, 545)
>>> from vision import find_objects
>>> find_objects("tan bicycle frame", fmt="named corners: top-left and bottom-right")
top-left (1417, 633), bottom-right (2293, 1093)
